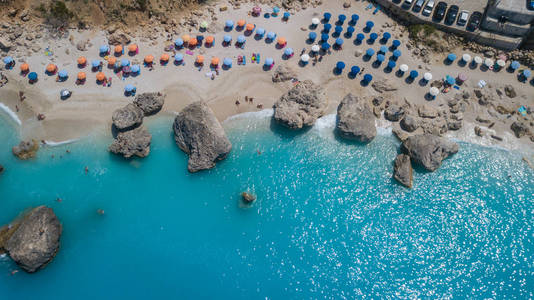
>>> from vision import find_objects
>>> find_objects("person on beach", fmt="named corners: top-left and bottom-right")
top-left (300, 48), bottom-right (306, 56)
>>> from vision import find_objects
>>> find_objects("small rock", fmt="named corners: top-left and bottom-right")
top-left (393, 154), bottom-right (413, 188)
top-left (447, 120), bottom-right (462, 131)
top-left (504, 85), bottom-right (517, 98)
top-left (354, 49), bottom-right (363, 57)
top-left (241, 192), bottom-right (256, 203)
top-left (511, 122), bottom-right (530, 138)
top-left (474, 126), bottom-right (485, 137)
top-left (343, 2), bottom-right (351, 8)
top-left (12, 140), bottom-right (39, 160)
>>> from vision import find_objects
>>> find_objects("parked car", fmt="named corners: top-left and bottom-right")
top-left (422, 0), bottom-right (435, 16)
top-left (402, 0), bottom-right (414, 9)
top-left (529, 0), bottom-right (534, 10)
top-left (413, 0), bottom-right (425, 12)
top-left (467, 12), bottom-right (483, 31)
top-left (457, 10), bottom-right (469, 26)
top-left (433, 2), bottom-right (447, 21)
top-left (444, 5), bottom-right (459, 25)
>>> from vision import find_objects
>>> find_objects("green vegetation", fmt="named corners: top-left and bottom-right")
top-left (408, 24), bottom-right (437, 39)
top-left (48, 1), bottom-right (74, 21)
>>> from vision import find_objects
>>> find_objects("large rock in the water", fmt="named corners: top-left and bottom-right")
top-left (393, 154), bottom-right (413, 188)
top-left (273, 80), bottom-right (328, 129)
top-left (109, 126), bottom-right (152, 158)
top-left (241, 192), bottom-right (257, 203)
top-left (402, 134), bottom-right (459, 172)
top-left (12, 140), bottom-right (39, 160)
top-left (335, 93), bottom-right (376, 142)
top-left (112, 104), bottom-right (144, 131)
top-left (272, 65), bottom-right (297, 83)
top-left (4, 206), bottom-right (61, 273)
top-left (173, 101), bottom-right (232, 172)
top-left (133, 92), bottom-right (165, 116)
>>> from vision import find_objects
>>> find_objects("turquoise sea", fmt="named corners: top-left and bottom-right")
top-left (0, 110), bottom-right (533, 299)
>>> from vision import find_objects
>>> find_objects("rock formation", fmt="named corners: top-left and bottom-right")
top-left (335, 94), bottom-right (376, 143)
top-left (511, 122), bottom-right (530, 138)
top-left (400, 115), bottom-right (419, 132)
top-left (241, 192), bottom-right (257, 204)
top-left (272, 65), bottom-right (297, 83)
top-left (112, 103), bottom-right (144, 132)
top-left (402, 134), bottom-right (459, 172)
top-left (371, 78), bottom-right (398, 93)
top-left (133, 92), bottom-right (165, 116)
top-left (384, 104), bottom-right (405, 122)
top-left (173, 101), bottom-right (232, 172)
top-left (393, 154), bottom-right (413, 188)
top-left (1, 206), bottom-right (61, 273)
top-left (273, 80), bottom-right (328, 129)
top-left (12, 140), bottom-right (39, 160)
top-left (109, 126), bottom-right (152, 158)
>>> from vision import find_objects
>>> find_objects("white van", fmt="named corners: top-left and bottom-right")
top-left (422, 0), bottom-right (435, 16)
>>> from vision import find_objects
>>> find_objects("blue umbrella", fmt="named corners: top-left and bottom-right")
top-left (377, 54), bottom-right (385, 62)
top-left (351, 14), bottom-right (359, 25)
top-left (283, 12), bottom-right (290, 19)
top-left (265, 57), bottom-right (274, 66)
top-left (273, 7), bottom-right (280, 14)
top-left (125, 84), bottom-right (135, 92)
top-left (121, 59), bottom-right (130, 67)
top-left (91, 60), bottom-right (100, 68)
top-left (338, 14), bottom-right (346, 23)
top-left (347, 26), bottom-right (355, 34)
top-left (323, 12), bottom-right (331, 22)
top-left (379, 46), bottom-right (388, 53)
top-left (321, 33), bottom-right (329, 41)
top-left (175, 38), bottom-right (184, 47)
top-left (522, 69), bottom-right (531, 78)
top-left (366, 48), bottom-right (375, 56)
top-left (370, 33), bottom-right (378, 41)
top-left (131, 65), bottom-right (140, 73)
top-left (335, 38), bottom-right (344, 45)
top-left (256, 28), bottom-right (265, 36)
top-left (393, 50), bottom-right (402, 57)
top-left (323, 23), bottom-right (332, 33)
top-left (410, 70), bottom-right (419, 78)
top-left (237, 35), bottom-right (246, 43)
top-left (387, 60), bottom-right (396, 69)
top-left (351, 66), bottom-right (360, 75)
top-left (366, 21), bottom-right (374, 29)
top-left (363, 74), bottom-right (373, 82)
top-left (100, 45), bottom-right (109, 53)
top-left (284, 48), bottom-right (294, 56)
top-left (309, 32), bottom-right (317, 40)
top-left (28, 72), bottom-right (38, 81)
top-left (322, 42), bottom-right (331, 50)
top-left (223, 35), bottom-right (232, 43)
top-left (336, 61), bottom-right (345, 70)
top-left (174, 53), bottom-right (184, 61)
top-left (223, 58), bottom-right (232, 66)
top-left (383, 32), bottom-right (391, 40)
top-left (446, 75), bottom-right (455, 85)
top-left (447, 53), bottom-right (457, 62)
top-left (335, 26), bottom-right (343, 33)
top-left (3, 56), bottom-right (13, 64)
top-left (356, 33), bottom-right (365, 41)
top-left (225, 20), bottom-right (234, 28)
top-left (58, 70), bottom-right (68, 78)
top-left (510, 61), bottom-right (520, 70)
top-left (267, 32), bottom-right (276, 40)
top-left (392, 39), bottom-right (401, 48)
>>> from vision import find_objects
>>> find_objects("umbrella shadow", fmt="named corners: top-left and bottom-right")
top-left (265, 38), bottom-right (274, 44)
top-left (360, 79), bottom-right (370, 87)
top-left (347, 72), bottom-right (357, 79)
top-left (366, 39), bottom-right (376, 45)
top-left (309, 24), bottom-right (317, 30)
top-left (443, 58), bottom-right (453, 65)
top-left (362, 55), bottom-right (372, 62)
top-left (332, 32), bottom-right (341, 38)
top-left (372, 61), bottom-right (382, 68)
top-left (379, 38), bottom-right (388, 45)
top-left (469, 63), bottom-right (478, 70)
top-left (457, 60), bottom-right (467, 67)
top-left (383, 67), bottom-right (393, 74)
top-left (405, 77), bottom-right (415, 84)
top-left (344, 32), bottom-right (353, 39)
top-left (418, 79), bottom-right (428, 86)
top-left (353, 39), bottom-right (363, 46)
top-left (306, 38), bottom-right (315, 45)
top-left (254, 34), bottom-right (264, 41)
top-left (363, 27), bottom-right (371, 33)
top-left (396, 70), bottom-right (405, 78)
top-left (333, 68), bottom-right (343, 75)
top-left (224, 27), bottom-right (233, 32)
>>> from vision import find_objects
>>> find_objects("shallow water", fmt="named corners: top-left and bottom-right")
top-left (0, 110), bottom-right (532, 299)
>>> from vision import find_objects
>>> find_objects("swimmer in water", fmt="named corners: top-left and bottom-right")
top-left (84, 166), bottom-right (89, 173)
top-left (257, 149), bottom-right (262, 155)
top-left (11, 270), bottom-right (18, 275)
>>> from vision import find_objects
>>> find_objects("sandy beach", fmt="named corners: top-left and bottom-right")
top-left (0, 1), bottom-right (533, 150)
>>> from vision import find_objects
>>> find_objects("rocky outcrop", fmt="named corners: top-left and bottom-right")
top-left (107, 30), bottom-right (131, 45)
top-left (372, 78), bottom-right (398, 93)
top-left (2, 206), bottom-right (61, 273)
top-left (273, 80), bottom-right (328, 129)
top-left (241, 192), bottom-right (257, 203)
top-left (272, 65), bottom-right (297, 83)
top-left (384, 104), bottom-right (405, 122)
top-left (400, 115), bottom-right (419, 132)
top-left (12, 140), bottom-right (39, 160)
top-left (112, 104), bottom-right (144, 131)
top-left (393, 154), bottom-right (413, 188)
top-left (173, 101), bottom-right (232, 172)
top-left (109, 126), bottom-right (152, 158)
top-left (418, 105), bottom-right (439, 119)
top-left (402, 134), bottom-right (459, 172)
top-left (133, 92), bottom-right (165, 116)
top-left (504, 85), bottom-right (516, 98)
top-left (335, 94), bottom-right (376, 143)
top-left (511, 122), bottom-right (531, 138)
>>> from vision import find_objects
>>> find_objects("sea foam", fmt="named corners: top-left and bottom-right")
top-left (0, 102), bottom-right (21, 126)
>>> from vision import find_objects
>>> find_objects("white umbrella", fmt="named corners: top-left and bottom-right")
top-left (312, 18), bottom-right (320, 25)
top-left (399, 64), bottom-right (409, 72)
top-left (311, 44), bottom-right (320, 52)
top-left (301, 54), bottom-right (310, 62)
top-left (429, 87), bottom-right (440, 97)
top-left (462, 54), bottom-right (472, 63)
top-left (484, 58), bottom-right (494, 67)
top-left (474, 56), bottom-right (483, 64)
top-left (496, 59), bottom-right (506, 67)
top-left (423, 72), bottom-right (433, 81)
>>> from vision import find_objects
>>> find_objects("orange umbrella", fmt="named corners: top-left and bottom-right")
top-left (128, 44), bottom-right (138, 52)
top-left (77, 72), bottom-right (86, 80)
top-left (96, 72), bottom-right (106, 81)
top-left (114, 45), bottom-right (123, 54)
top-left (182, 34), bottom-right (191, 43)
top-left (237, 19), bottom-right (246, 27)
top-left (160, 53), bottom-right (170, 61)
top-left (277, 37), bottom-right (287, 45)
top-left (107, 57), bottom-right (117, 65)
top-left (20, 63), bottom-right (29, 72)
top-left (196, 55), bottom-right (204, 64)
top-left (189, 38), bottom-right (198, 47)
top-left (205, 36), bottom-right (214, 44)
top-left (245, 23), bottom-right (255, 31)
top-left (77, 56), bottom-right (87, 65)
top-left (46, 64), bottom-right (57, 73)
top-left (144, 55), bottom-right (154, 64)
top-left (211, 57), bottom-right (220, 65)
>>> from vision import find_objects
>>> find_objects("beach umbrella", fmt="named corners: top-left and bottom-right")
top-left (484, 58), bottom-right (494, 67)
top-left (462, 53), bottom-right (471, 63)
top-left (336, 61), bottom-right (345, 70)
top-left (321, 42), bottom-right (331, 50)
top-left (246, 24), bottom-right (255, 32)
top-left (312, 17), bottom-right (320, 25)
top-left (144, 55), bottom-right (154, 64)
top-left (205, 36), bottom-right (215, 44)
top-left (309, 32), bottom-right (317, 40)
top-left (376, 54), bottom-right (385, 62)
top-left (3, 56), bottom-right (13, 64)
top-left (108, 57), bottom-right (117, 66)
top-left (496, 59), bottom-right (506, 68)
top-left (429, 87), bottom-right (440, 97)
top-left (265, 57), bottom-right (274, 66)
top-left (20, 63), bottom-right (29, 72)
top-left (128, 44), bottom-right (138, 53)
top-left (523, 69), bottom-right (531, 78)
top-left (200, 21), bottom-right (209, 29)
top-left (473, 56), bottom-right (483, 64)
top-left (366, 48), bottom-right (375, 56)
top-left (393, 50), bottom-right (402, 58)
top-left (346, 26), bottom-right (355, 34)
top-left (28, 72), bottom-right (38, 81)
top-left (379, 46), bottom-right (388, 53)
top-left (174, 53), bottom-right (184, 61)
top-left (273, 6), bottom-right (280, 14)
top-left (256, 28), bottom-right (265, 36)
top-left (447, 53), bottom-right (457, 62)
top-left (284, 48), bottom-right (294, 56)
top-left (366, 21), bottom-right (374, 29)
top-left (121, 59), bottom-right (130, 66)
top-left (335, 26), bottom-right (343, 33)
top-left (131, 65), bottom-right (140, 73)
top-left (321, 33), bottom-right (329, 41)
top-left (338, 14), bottom-right (346, 24)
top-left (323, 23), bottom-right (332, 33)
top-left (77, 72), bottom-right (86, 81)
top-left (423, 72), bottom-right (433, 81)
top-left (363, 74), bottom-right (373, 82)
top-left (196, 55), bottom-right (204, 64)
top-left (58, 70), bottom-right (68, 78)
top-left (335, 38), bottom-right (343, 45)
top-left (77, 56), bottom-right (87, 65)
top-left (225, 20), bottom-right (234, 28)
top-left (96, 72), bottom-right (106, 81)
top-left (382, 32), bottom-right (391, 41)
top-left (253, 6), bottom-right (261, 15)
top-left (351, 14), bottom-right (359, 23)
top-left (277, 37), bottom-right (287, 46)
top-left (392, 39), bottom-right (401, 48)
top-left (399, 64), bottom-right (409, 72)
top-left (369, 33), bottom-right (378, 41)
top-left (100, 45), bottom-right (109, 53)
top-left (125, 84), bottom-right (135, 93)
top-left (323, 12), bottom-right (332, 22)
top-left (283, 12), bottom-right (290, 19)
top-left (351, 66), bottom-right (360, 75)
top-left (510, 61), bottom-right (520, 70)
top-left (91, 60), bottom-right (100, 68)
top-left (300, 54), bottom-right (310, 62)
top-left (267, 32), bottom-right (276, 40)
top-left (211, 57), bottom-right (220, 66)
top-left (458, 73), bottom-right (467, 82)
top-left (46, 64), bottom-right (57, 73)
top-left (223, 58), bottom-right (232, 67)
top-left (237, 35), bottom-right (246, 44)
top-left (445, 75), bottom-right (455, 85)
top-left (356, 33), bottom-right (365, 42)
top-left (237, 19), bottom-right (246, 27)
top-left (189, 38), bottom-right (198, 47)
top-left (175, 38), bottom-right (184, 47)
top-left (223, 35), bottom-right (232, 43)
top-left (387, 60), bottom-right (396, 69)
top-left (311, 45), bottom-right (320, 52)
top-left (114, 45), bottom-right (123, 54)
top-left (409, 70), bottom-right (419, 78)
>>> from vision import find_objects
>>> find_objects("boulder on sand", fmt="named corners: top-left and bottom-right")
top-left (393, 154), bottom-right (413, 188)
top-left (400, 115), bottom-right (419, 132)
top-left (112, 103), bottom-right (144, 131)
top-left (510, 121), bottom-right (530, 138)
top-left (273, 80), bottom-right (328, 129)
top-left (133, 92), bottom-right (165, 116)
top-left (402, 134), bottom-right (459, 172)
top-left (384, 104), bottom-right (405, 122)
top-left (12, 140), bottom-right (39, 160)
top-left (2, 206), bottom-right (61, 273)
top-left (272, 65), bottom-right (297, 83)
top-left (109, 126), bottom-right (152, 158)
top-left (173, 101), bottom-right (232, 173)
top-left (335, 93), bottom-right (376, 142)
